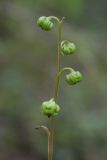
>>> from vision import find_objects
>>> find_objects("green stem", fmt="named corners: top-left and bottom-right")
top-left (53, 67), bottom-right (74, 105)
top-left (53, 21), bottom-right (62, 100)
top-left (48, 19), bottom-right (62, 160)
top-left (58, 67), bottom-right (74, 77)
top-left (48, 117), bottom-right (55, 160)
top-left (49, 16), bottom-right (60, 23)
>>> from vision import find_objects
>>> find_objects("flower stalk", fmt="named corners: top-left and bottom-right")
top-left (49, 19), bottom-right (63, 160)
top-left (36, 16), bottom-right (82, 160)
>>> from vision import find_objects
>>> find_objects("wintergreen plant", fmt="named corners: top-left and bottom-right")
top-left (36, 16), bottom-right (82, 160)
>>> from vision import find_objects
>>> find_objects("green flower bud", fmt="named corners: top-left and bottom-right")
top-left (61, 40), bottom-right (76, 56)
top-left (37, 16), bottom-right (53, 31)
top-left (41, 99), bottom-right (60, 117)
top-left (66, 70), bottom-right (82, 85)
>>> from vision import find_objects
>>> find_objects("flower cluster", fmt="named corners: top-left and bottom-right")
top-left (37, 16), bottom-right (82, 117)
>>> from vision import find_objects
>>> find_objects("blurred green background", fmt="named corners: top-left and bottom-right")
top-left (0, 0), bottom-right (107, 160)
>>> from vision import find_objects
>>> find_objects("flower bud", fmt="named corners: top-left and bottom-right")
top-left (37, 16), bottom-right (53, 31)
top-left (41, 99), bottom-right (60, 117)
top-left (66, 70), bottom-right (82, 85)
top-left (61, 40), bottom-right (76, 56)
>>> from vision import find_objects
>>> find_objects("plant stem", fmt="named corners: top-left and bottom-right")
top-left (48, 117), bottom-right (55, 160)
top-left (58, 67), bottom-right (74, 77)
top-left (53, 21), bottom-right (62, 100)
top-left (48, 20), bottom-right (62, 160)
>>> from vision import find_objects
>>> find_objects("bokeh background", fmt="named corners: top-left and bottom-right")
top-left (0, 0), bottom-right (107, 160)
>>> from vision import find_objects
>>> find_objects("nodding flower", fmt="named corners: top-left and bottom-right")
top-left (66, 70), bottom-right (82, 85)
top-left (41, 99), bottom-right (60, 117)
top-left (61, 40), bottom-right (76, 56)
top-left (37, 16), bottom-right (53, 31)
